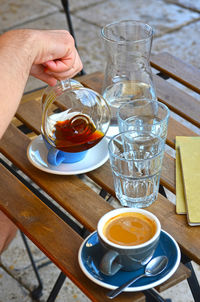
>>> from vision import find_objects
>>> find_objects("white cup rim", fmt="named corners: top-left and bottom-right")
top-left (97, 208), bottom-right (161, 250)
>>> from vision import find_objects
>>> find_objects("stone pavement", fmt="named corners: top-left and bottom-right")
top-left (0, 0), bottom-right (200, 301)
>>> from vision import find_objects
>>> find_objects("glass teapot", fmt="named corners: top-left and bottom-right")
top-left (41, 79), bottom-right (110, 153)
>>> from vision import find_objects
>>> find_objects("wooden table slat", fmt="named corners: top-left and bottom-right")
top-left (156, 263), bottom-right (191, 292)
top-left (167, 117), bottom-right (199, 149)
top-left (16, 99), bottom-right (42, 134)
top-left (151, 52), bottom-right (200, 94)
top-left (77, 71), bottom-right (104, 94)
top-left (153, 73), bottom-right (200, 128)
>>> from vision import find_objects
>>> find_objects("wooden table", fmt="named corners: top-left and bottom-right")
top-left (0, 52), bottom-right (199, 302)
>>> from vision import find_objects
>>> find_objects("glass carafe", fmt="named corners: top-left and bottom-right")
top-left (101, 20), bottom-right (157, 137)
top-left (41, 79), bottom-right (110, 153)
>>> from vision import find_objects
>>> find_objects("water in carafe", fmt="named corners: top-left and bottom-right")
top-left (103, 80), bottom-right (156, 107)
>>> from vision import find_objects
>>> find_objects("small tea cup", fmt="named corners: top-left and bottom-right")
top-left (97, 208), bottom-right (161, 276)
top-left (42, 136), bottom-right (88, 166)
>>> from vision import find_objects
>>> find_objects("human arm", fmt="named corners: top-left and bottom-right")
top-left (0, 29), bottom-right (83, 138)
top-left (0, 29), bottom-right (83, 253)
top-left (0, 210), bottom-right (17, 254)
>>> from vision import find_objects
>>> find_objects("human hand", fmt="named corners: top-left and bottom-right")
top-left (29, 30), bottom-right (83, 86)
top-left (0, 29), bottom-right (83, 86)
top-left (0, 29), bottom-right (83, 138)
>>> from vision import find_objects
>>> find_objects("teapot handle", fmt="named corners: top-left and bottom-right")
top-left (60, 79), bottom-right (84, 91)
top-left (60, 79), bottom-right (71, 91)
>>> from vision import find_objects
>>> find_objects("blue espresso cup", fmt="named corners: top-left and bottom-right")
top-left (42, 136), bottom-right (88, 166)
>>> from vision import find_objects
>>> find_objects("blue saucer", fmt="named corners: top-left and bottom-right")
top-left (78, 230), bottom-right (180, 291)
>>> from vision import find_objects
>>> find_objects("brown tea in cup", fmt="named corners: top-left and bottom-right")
top-left (102, 212), bottom-right (157, 246)
top-left (53, 114), bottom-right (104, 152)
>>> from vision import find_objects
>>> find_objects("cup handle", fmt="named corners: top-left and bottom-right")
top-left (47, 148), bottom-right (65, 166)
top-left (99, 250), bottom-right (122, 276)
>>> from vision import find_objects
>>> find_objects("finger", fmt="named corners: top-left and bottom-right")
top-left (44, 60), bottom-right (71, 73)
top-left (44, 51), bottom-right (76, 72)
top-left (30, 65), bottom-right (58, 86)
top-left (44, 49), bottom-right (82, 73)
top-left (45, 66), bottom-right (81, 81)
top-left (44, 55), bottom-right (83, 80)
top-left (34, 73), bottom-right (57, 86)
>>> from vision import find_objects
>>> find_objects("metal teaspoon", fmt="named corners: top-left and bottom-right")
top-left (107, 255), bottom-right (168, 299)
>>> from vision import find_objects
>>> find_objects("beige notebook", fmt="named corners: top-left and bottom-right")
top-left (175, 137), bottom-right (187, 214)
top-left (178, 137), bottom-right (200, 226)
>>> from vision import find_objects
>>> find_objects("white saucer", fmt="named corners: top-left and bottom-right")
top-left (27, 135), bottom-right (109, 175)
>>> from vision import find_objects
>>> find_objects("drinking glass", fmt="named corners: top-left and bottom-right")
top-left (101, 20), bottom-right (157, 137)
top-left (117, 99), bottom-right (170, 141)
top-left (108, 130), bottom-right (165, 208)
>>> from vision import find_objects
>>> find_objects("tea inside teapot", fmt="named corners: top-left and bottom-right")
top-left (41, 79), bottom-right (110, 153)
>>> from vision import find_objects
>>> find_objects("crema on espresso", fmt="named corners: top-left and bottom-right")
top-left (103, 212), bottom-right (156, 246)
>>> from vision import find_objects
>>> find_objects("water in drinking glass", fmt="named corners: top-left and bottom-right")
top-left (117, 99), bottom-right (170, 141)
top-left (108, 130), bottom-right (165, 208)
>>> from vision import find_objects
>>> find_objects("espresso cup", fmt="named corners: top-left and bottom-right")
top-left (42, 136), bottom-right (88, 166)
top-left (97, 208), bottom-right (161, 276)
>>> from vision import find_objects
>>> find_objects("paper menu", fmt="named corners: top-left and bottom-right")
top-left (175, 137), bottom-right (187, 214)
top-left (176, 136), bottom-right (200, 226)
